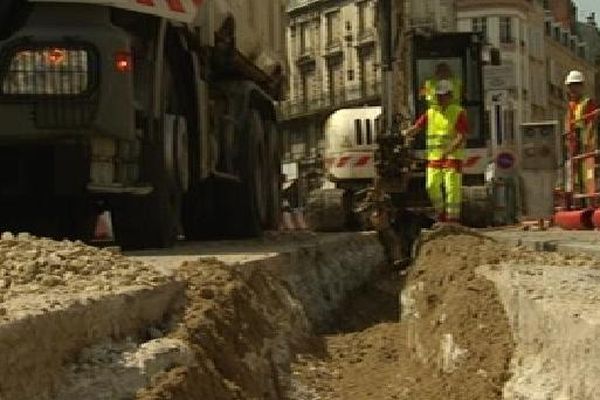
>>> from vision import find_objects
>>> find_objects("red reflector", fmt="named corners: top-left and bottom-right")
top-left (115, 52), bottom-right (132, 72)
top-left (47, 49), bottom-right (65, 65)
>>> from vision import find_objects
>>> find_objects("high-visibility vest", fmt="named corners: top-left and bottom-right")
top-left (567, 97), bottom-right (591, 154)
top-left (424, 77), bottom-right (462, 105)
top-left (426, 104), bottom-right (465, 161)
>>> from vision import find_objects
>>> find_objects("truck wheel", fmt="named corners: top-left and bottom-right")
top-left (265, 118), bottom-right (281, 229)
top-left (113, 183), bottom-right (178, 250)
top-left (182, 177), bottom-right (218, 240)
top-left (231, 109), bottom-right (269, 237)
top-left (461, 186), bottom-right (493, 228)
top-left (305, 188), bottom-right (348, 231)
top-left (113, 136), bottom-right (181, 249)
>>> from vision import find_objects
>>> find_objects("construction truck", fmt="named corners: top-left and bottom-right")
top-left (304, 106), bottom-right (381, 231)
top-left (0, 0), bottom-right (286, 248)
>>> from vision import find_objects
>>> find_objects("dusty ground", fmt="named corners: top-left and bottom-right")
top-left (287, 228), bottom-right (600, 400)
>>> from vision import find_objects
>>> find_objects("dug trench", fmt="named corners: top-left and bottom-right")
top-left (5, 230), bottom-right (600, 399)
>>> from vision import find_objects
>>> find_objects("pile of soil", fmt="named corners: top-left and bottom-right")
top-left (137, 258), bottom-right (311, 400)
top-left (401, 231), bottom-right (514, 399)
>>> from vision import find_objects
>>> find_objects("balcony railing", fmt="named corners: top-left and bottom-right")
top-left (324, 38), bottom-right (343, 56)
top-left (296, 48), bottom-right (317, 65)
top-left (287, 0), bottom-right (322, 11)
top-left (357, 27), bottom-right (376, 46)
top-left (278, 82), bottom-right (382, 119)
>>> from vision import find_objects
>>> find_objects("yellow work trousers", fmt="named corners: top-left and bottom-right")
top-left (426, 166), bottom-right (462, 221)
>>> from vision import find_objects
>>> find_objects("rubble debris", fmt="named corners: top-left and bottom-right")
top-left (0, 232), bottom-right (168, 314)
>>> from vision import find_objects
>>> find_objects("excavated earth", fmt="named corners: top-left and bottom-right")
top-left (3, 229), bottom-right (600, 399)
top-left (0, 231), bottom-right (386, 400)
top-left (288, 227), bottom-right (600, 400)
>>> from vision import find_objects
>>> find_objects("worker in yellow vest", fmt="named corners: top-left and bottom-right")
top-left (564, 70), bottom-right (599, 197)
top-left (421, 62), bottom-right (463, 106)
top-left (403, 80), bottom-right (469, 223)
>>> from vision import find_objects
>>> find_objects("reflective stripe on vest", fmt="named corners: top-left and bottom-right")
top-left (572, 97), bottom-right (590, 130)
top-left (426, 104), bottom-right (465, 161)
top-left (424, 77), bottom-right (462, 105)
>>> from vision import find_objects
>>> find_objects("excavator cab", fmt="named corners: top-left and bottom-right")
top-left (412, 32), bottom-right (487, 177)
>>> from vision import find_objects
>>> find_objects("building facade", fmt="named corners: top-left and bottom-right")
top-left (457, 0), bottom-right (547, 146)
top-left (577, 13), bottom-right (600, 101)
top-left (544, 11), bottom-right (597, 130)
top-left (281, 0), bottom-right (381, 164)
top-left (457, 0), bottom-right (597, 148)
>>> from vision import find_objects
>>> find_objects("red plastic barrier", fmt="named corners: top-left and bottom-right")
top-left (592, 209), bottom-right (600, 229)
top-left (554, 208), bottom-right (594, 230)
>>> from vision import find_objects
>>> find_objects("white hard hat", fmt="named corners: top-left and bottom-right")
top-left (435, 79), bottom-right (453, 95)
top-left (565, 70), bottom-right (585, 85)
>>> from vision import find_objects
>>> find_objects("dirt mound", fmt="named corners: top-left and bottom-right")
top-left (136, 259), bottom-right (311, 400)
top-left (287, 273), bottom-right (404, 400)
top-left (288, 230), bottom-right (546, 400)
top-left (288, 230), bottom-right (516, 400)
top-left (402, 233), bottom-right (514, 399)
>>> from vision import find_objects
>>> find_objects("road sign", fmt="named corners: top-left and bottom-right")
top-left (487, 89), bottom-right (509, 107)
top-left (496, 151), bottom-right (516, 170)
top-left (484, 64), bottom-right (516, 90)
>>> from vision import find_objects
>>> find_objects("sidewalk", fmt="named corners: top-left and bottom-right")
top-left (483, 227), bottom-right (600, 256)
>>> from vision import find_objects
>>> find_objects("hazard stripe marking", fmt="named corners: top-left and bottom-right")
top-left (336, 156), bottom-right (351, 168)
top-left (354, 156), bottom-right (371, 167)
top-left (166, 0), bottom-right (185, 12)
top-left (463, 156), bottom-right (482, 168)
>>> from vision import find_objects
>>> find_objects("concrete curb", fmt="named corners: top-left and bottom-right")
top-left (0, 281), bottom-right (184, 400)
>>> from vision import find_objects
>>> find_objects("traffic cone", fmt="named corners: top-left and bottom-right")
top-left (293, 209), bottom-right (308, 230)
top-left (94, 211), bottom-right (114, 241)
top-left (281, 211), bottom-right (294, 231)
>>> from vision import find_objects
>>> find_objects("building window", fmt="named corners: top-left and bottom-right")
top-left (471, 18), bottom-right (487, 41)
top-left (500, 17), bottom-right (513, 43)
top-left (545, 21), bottom-right (551, 36)
top-left (301, 73), bottom-right (309, 105)
top-left (358, 1), bottom-right (370, 35)
top-left (326, 11), bottom-right (341, 46)
top-left (327, 60), bottom-right (343, 105)
top-left (358, 52), bottom-right (370, 96)
top-left (347, 69), bottom-right (354, 81)
top-left (300, 21), bottom-right (311, 54)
